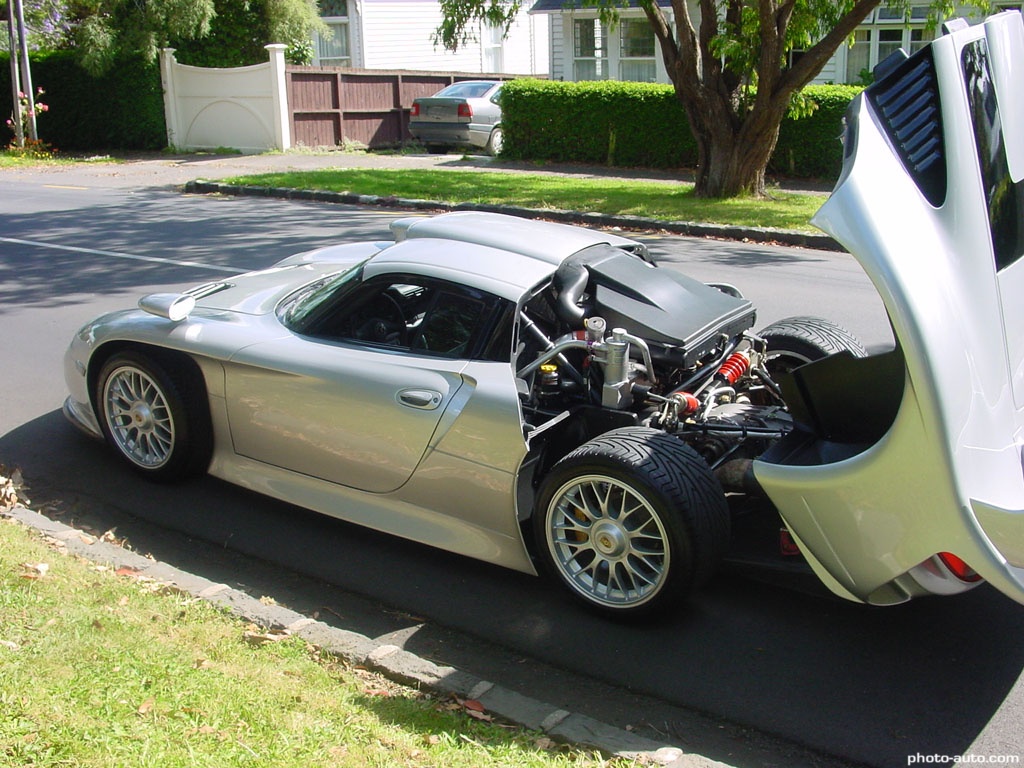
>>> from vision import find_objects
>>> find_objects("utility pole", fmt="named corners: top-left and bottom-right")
top-left (4, 0), bottom-right (35, 146)
top-left (5, 0), bottom-right (24, 147)
top-left (12, 0), bottom-right (35, 141)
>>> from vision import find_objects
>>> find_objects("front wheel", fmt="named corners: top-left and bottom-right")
top-left (95, 351), bottom-right (211, 481)
top-left (533, 427), bottom-right (730, 618)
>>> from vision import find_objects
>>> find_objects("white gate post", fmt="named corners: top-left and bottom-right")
top-left (159, 48), bottom-right (181, 149)
top-left (265, 44), bottom-right (291, 151)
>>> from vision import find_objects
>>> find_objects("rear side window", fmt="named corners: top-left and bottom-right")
top-left (962, 39), bottom-right (1024, 272)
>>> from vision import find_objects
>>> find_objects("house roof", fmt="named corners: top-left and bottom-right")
top-left (530, 0), bottom-right (671, 12)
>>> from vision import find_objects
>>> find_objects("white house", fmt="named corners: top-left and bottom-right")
top-left (314, 0), bottom-right (549, 76)
top-left (528, 1), bottom-right (1021, 85)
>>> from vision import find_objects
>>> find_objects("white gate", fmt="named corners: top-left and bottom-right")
top-left (159, 45), bottom-right (291, 153)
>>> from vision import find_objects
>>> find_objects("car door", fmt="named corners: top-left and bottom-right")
top-left (223, 274), bottom-right (508, 494)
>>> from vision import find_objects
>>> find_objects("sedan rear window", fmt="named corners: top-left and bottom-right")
top-left (435, 82), bottom-right (496, 99)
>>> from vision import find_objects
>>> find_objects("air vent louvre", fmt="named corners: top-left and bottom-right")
top-left (867, 49), bottom-right (947, 206)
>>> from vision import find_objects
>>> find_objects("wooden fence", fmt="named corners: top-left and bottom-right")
top-left (286, 67), bottom-right (515, 149)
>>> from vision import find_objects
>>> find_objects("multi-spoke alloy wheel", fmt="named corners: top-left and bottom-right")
top-left (95, 351), bottom-right (212, 481)
top-left (103, 364), bottom-right (175, 469)
top-left (535, 427), bottom-right (730, 618)
top-left (545, 474), bottom-right (670, 609)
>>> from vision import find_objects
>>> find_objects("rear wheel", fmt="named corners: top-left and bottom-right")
top-left (534, 427), bottom-right (729, 618)
top-left (486, 127), bottom-right (503, 156)
top-left (95, 351), bottom-right (211, 481)
top-left (758, 315), bottom-right (866, 376)
top-left (425, 144), bottom-right (449, 155)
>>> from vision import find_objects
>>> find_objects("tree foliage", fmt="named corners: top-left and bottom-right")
top-left (23, 0), bottom-right (327, 73)
top-left (436, 0), bottom-right (992, 197)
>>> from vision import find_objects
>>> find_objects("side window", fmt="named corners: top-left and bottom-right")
top-left (301, 274), bottom-right (510, 360)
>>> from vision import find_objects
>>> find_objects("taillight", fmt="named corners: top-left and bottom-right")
top-left (458, 103), bottom-right (473, 118)
top-left (410, 103), bottom-right (420, 117)
top-left (937, 552), bottom-right (982, 582)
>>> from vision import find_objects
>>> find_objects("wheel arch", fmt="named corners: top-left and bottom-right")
top-left (87, 341), bottom-right (212, 422)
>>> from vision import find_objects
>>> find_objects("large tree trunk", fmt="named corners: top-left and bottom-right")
top-left (644, 0), bottom-right (883, 199)
top-left (685, 95), bottom-right (786, 198)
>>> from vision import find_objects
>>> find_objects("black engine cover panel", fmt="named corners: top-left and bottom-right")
top-left (567, 246), bottom-right (756, 366)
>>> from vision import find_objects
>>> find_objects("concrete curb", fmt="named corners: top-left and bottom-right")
top-left (183, 179), bottom-right (843, 253)
top-left (4, 504), bottom-right (730, 768)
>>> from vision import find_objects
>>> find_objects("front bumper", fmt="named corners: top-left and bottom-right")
top-left (63, 396), bottom-right (102, 440)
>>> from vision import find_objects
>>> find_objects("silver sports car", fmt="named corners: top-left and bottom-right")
top-left (65, 11), bottom-right (1024, 617)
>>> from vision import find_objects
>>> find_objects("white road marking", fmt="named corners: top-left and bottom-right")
top-left (0, 237), bottom-right (247, 274)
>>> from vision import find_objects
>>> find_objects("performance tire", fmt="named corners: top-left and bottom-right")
top-left (534, 427), bottom-right (730, 618)
top-left (758, 315), bottom-right (867, 377)
top-left (95, 351), bottom-right (212, 482)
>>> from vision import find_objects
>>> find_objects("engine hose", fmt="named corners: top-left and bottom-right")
top-left (672, 339), bottom-right (740, 395)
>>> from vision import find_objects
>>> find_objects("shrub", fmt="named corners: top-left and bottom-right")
top-left (501, 79), bottom-right (696, 168)
top-left (501, 78), bottom-right (860, 181)
top-left (771, 84), bottom-right (863, 179)
top-left (0, 51), bottom-right (165, 152)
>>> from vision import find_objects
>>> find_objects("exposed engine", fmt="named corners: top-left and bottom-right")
top-left (515, 245), bottom-right (796, 469)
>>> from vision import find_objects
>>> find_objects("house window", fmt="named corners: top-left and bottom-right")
top-left (878, 27), bottom-right (903, 64)
top-left (317, 0), bottom-right (351, 67)
top-left (483, 23), bottom-right (504, 73)
top-left (908, 28), bottom-right (933, 54)
top-left (618, 19), bottom-right (656, 82)
top-left (844, 7), bottom-right (935, 85)
top-left (574, 19), bottom-right (608, 80)
top-left (846, 29), bottom-right (872, 84)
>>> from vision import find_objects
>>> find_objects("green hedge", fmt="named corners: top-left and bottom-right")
top-left (770, 84), bottom-right (862, 178)
top-left (1, 51), bottom-right (166, 151)
top-left (500, 79), bottom-right (696, 168)
top-left (501, 79), bottom-right (862, 181)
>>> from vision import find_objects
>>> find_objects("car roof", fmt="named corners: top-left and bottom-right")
top-left (363, 237), bottom-right (557, 301)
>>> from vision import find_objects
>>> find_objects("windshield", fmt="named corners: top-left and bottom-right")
top-left (279, 262), bottom-right (366, 331)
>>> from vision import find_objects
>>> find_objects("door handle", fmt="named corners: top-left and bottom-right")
top-left (397, 388), bottom-right (443, 410)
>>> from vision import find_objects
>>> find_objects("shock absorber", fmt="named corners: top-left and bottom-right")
top-left (716, 351), bottom-right (750, 385)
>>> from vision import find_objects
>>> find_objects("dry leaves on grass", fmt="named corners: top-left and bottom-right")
top-left (0, 465), bottom-right (29, 512)
top-left (20, 561), bottom-right (49, 579)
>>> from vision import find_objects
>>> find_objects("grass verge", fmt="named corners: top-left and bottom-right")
top-left (220, 168), bottom-right (824, 232)
top-left (0, 514), bottom-right (625, 768)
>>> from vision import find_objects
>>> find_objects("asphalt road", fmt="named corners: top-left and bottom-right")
top-left (1, 164), bottom-right (1022, 768)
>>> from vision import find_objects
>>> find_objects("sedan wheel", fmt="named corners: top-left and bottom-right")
top-left (486, 127), bottom-right (503, 156)
top-left (535, 427), bottom-right (729, 617)
top-left (96, 351), bottom-right (211, 481)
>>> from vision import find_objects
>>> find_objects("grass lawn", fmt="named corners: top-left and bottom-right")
top-left (0, 512), bottom-right (626, 768)
top-left (221, 168), bottom-right (825, 232)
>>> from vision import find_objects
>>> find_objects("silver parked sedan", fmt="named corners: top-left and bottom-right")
top-left (408, 80), bottom-right (504, 155)
top-left (65, 12), bottom-right (1024, 617)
